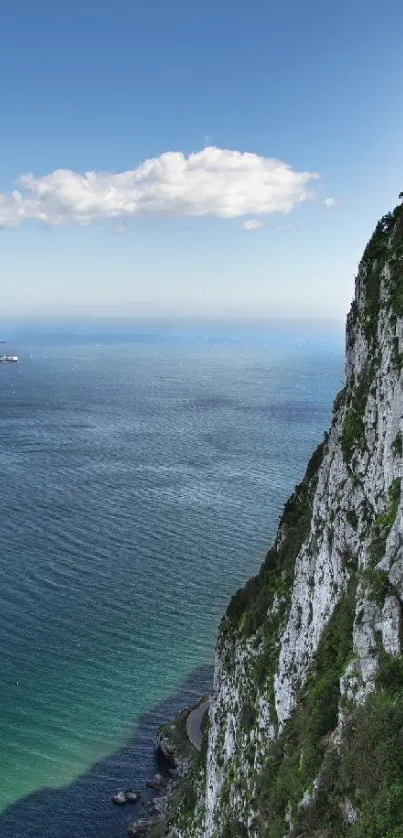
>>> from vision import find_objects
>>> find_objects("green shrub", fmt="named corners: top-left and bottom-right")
top-left (360, 202), bottom-right (403, 341)
top-left (369, 479), bottom-right (401, 565)
top-left (295, 688), bottom-right (403, 837)
top-left (360, 568), bottom-right (390, 607)
top-left (392, 431), bottom-right (402, 458)
top-left (388, 477), bottom-right (401, 517)
top-left (241, 700), bottom-right (255, 730)
top-left (389, 252), bottom-right (403, 318)
top-left (376, 650), bottom-right (403, 693)
top-left (341, 409), bottom-right (365, 462)
top-left (373, 479), bottom-right (401, 534)
top-left (221, 819), bottom-right (249, 838)
top-left (368, 533), bottom-right (388, 565)
top-left (181, 779), bottom-right (197, 813)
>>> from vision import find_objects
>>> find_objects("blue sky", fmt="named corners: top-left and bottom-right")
top-left (1, 0), bottom-right (402, 320)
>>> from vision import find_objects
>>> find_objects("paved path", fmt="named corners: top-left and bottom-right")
top-left (186, 698), bottom-right (210, 751)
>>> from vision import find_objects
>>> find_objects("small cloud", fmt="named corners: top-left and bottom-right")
top-left (242, 219), bottom-right (264, 231)
top-left (115, 222), bottom-right (127, 234)
top-left (324, 197), bottom-right (336, 209)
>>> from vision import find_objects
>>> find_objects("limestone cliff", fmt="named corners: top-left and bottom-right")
top-left (166, 198), bottom-right (403, 838)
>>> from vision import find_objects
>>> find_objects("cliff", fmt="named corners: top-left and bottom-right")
top-left (155, 197), bottom-right (403, 838)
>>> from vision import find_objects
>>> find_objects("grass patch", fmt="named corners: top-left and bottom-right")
top-left (360, 568), bottom-right (391, 607)
top-left (341, 409), bottom-right (366, 463)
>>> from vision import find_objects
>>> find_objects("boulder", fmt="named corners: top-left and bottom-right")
top-left (145, 772), bottom-right (165, 790)
top-left (112, 791), bottom-right (127, 805)
top-left (125, 789), bottom-right (140, 803)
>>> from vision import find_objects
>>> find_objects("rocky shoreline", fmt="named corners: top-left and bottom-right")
top-left (124, 697), bottom-right (209, 838)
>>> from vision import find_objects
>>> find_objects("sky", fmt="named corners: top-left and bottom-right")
top-left (0, 0), bottom-right (403, 322)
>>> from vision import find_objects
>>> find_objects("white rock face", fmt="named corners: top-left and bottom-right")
top-left (178, 220), bottom-right (403, 838)
top-left (382, 595), bottom-right (402, 654)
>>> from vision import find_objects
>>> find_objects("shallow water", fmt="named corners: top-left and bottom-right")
top-left (0, 321), bottom-right (343, 836)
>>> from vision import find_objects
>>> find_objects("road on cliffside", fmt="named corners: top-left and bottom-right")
top-left (186, 698), bottom-right (210, 750)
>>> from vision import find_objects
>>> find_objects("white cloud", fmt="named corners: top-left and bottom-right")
top-left (324, 196), bottom-right (336, 208)
top-left (242, 219), bottom-right (265, 231)
top-left (0, 147), bottom-right (319, 229)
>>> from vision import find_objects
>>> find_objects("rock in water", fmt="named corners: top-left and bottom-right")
top-left (112, 791), bottom-right (127, 805)
top-left (124, 789), bottom-right (140, 803)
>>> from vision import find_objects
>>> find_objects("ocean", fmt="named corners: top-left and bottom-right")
top-left (0, 320), bottom-right (343, 837)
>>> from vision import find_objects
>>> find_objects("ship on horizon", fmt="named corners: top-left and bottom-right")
top-left (0, 354), bottom-right (19, 363)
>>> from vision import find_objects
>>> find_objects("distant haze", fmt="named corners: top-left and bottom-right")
top-left (0, 316), bottom-right (346, 345)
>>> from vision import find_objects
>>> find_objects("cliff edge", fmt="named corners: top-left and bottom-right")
top-left (157, 197), bottom-right (403, 838)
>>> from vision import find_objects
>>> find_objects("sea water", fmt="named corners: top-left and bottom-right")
top-left (0, 320), bottom-right (343, 837)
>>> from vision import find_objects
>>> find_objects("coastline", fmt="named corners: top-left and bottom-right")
top-left (0, 666), bottom-right (213, 838)
top-left (128, 697), bottom-right (210, 838)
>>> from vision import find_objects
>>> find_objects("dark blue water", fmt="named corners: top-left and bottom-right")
top-left (0, 321), bottom-right (343, 837)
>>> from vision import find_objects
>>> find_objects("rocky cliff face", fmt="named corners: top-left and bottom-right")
top-left (170, 199), bottom-right (403, 838)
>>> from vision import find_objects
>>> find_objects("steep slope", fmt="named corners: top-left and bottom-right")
top-left (167, 197), bottom-right (403, 838)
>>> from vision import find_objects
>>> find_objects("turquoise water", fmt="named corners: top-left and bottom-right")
top-left (0, 321), bottom-right (343, 836)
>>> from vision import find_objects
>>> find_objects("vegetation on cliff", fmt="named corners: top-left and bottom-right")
top-left (226, 438), bottom-right (326, 637)
top-left (156, 196), bottom-right (403, 838)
